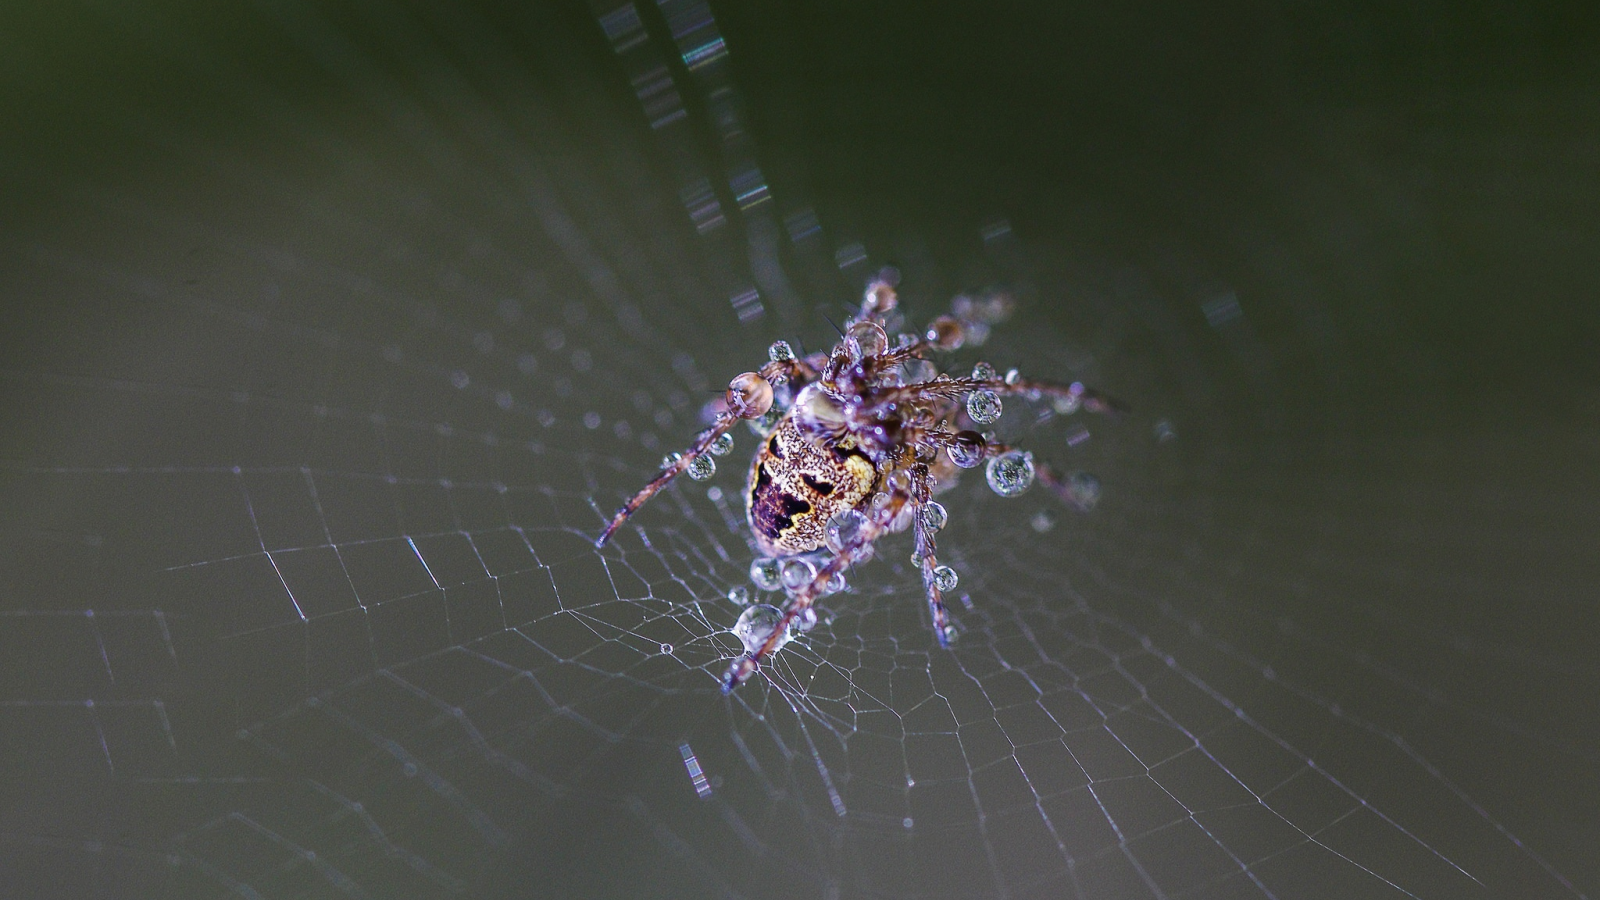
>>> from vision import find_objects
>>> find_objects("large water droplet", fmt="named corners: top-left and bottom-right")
top-left (749, 557), bottom-right (782, 591)
top-left (920, 501), bottom-right (948, 532)
top-left (947, 431), bottom-right (986, 469)
top-left (847, 321), bottom-right (889, 358)
top-left (768, 340), bottom-right (796, 362)
top-left (733, 604), bottom-right (790, 656)
top-left (686, 455), bottom-right (716, 481)
top-left (781, 558), bottom-right (818, 592)
top-left (932, 565), bottom-right (959, 592)
top-left (709, 432), bottom-right (734, 456)
top-left (966, 390), bottom-right (1003, 425)
top-left (986, 450), bottom-right (1035, 497)
top-left (825, 509), bottom-right (869, 553)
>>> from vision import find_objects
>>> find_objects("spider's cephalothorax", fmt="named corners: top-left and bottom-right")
top-left (595, 272), bottom-right (1125, 693)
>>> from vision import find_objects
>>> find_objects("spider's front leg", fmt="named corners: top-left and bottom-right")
top-left (596, 372), bottom-right (774, 548)
top-left (985, 375), bottom-right (1128, 416)
top-left (978, 437), bottom-right (1101, 512)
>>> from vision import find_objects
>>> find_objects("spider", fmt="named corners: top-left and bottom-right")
top-left (595, 273), bottom-right (1125, 692)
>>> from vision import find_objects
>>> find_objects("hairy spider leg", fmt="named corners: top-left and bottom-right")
top-left (979, 438), bottom-right (1100, 512)
top-left (721, 490), bottom-right (906, 692)
top-left (595, 412), bottom-right (739, 547)
top-left (596, 357), bottom-right (815, 549)
top-left (985, 376), bottom-right (1128, 416)
top-left (889, 375), bottom-right (1128, 417)
top-left (908, 463), bottom-right (954, 646)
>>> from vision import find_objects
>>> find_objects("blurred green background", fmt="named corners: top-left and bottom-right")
top-left (1, 1), bottom-right (1597, 897)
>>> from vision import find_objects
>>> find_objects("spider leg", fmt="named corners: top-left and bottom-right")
top-left (721, 492), bottom-right (903, 693)
top-left (598, 371), bottom-right (777, 548)
top-left (984, 376), bottom-right (1127, 415)
top-left (595, 413), bottom-right (737, 548)
top-left (884, 376), bottom-right (1127, 417)
top-left (981, 438), bottom-right (1101, 512)
top-left (908, 463), bottom-right (954, 647)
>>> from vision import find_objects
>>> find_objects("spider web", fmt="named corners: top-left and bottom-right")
top-left (1, 1), bottom-right (1597, 898)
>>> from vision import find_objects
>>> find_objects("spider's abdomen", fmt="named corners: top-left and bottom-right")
top-left (747, 414), bottom-right (876, 556)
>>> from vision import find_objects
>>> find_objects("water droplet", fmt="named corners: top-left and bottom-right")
top-left (970, 361), bottom-right (996, 381)
top-left (926, 315), bottom-right (966, 350)
top-left (781, 558), bottom-right (818, 592)
top-left (749, 557), bottom-right (782, 591)
top-left (1030, 510), bottom-right (1056, 532)
top-left (986, 450), bottom-right (1035, 497)
top-left (709, 432), bottom-right (735, 456)
top-left (661, 451), bottom-right (683, 470)
top-left (824, 570), bottom-right (847, 594)
top-left (792, 607), bottom-right (819, 633)
top-left (966, 390), bottom-right (1003, 425)
top-left (903, 817), bottom-right (914, 829)
top-left (727, 585), bottom-right (751, 606)
top-left (920, 502), bottom-right (948, 532)
top-left (402, 762), bottom-right (419, 777)
top-left (659, 643), bottom-right (673, 654)
top-left (686, 455), bottom-right (716, 481)
top-left (941, 621), bottom-right (962, 643)
top-left (825, 509), bottom-right (869, 552)
top-left (768, 340), bottom-right (796, 362)
top-left (706, 485), bottom-right (723, 501)
top-left (1154, 419), bottom-right (1176, 442)
top-left (847, 321), bottom-right (889, 358)
top-left (733, 604), bottom-right (791, 656)
top-left (1052, 389), bottom-right (1083, 415)
top-left (932, 565), bottom-right (959, 591)
top-left (1064, 471), bottom-right (1101, 510)
top-left (1004, 368), bottom-right (1021, 385)
top-left (947, 431), bottom-right (986, 468)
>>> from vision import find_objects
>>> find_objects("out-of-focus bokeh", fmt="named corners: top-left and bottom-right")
top-left (1, 2), bottom-right (1597, 898)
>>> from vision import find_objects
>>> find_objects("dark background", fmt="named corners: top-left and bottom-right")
top-left (1, 1), bottom-right (1597, 897)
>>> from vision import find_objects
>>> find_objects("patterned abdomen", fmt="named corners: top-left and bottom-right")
top-left (746, 415), bottom-right (876, 556)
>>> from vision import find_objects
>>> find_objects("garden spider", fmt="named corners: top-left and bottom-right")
top-left (596, 273), bottom-right (1124, 692)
